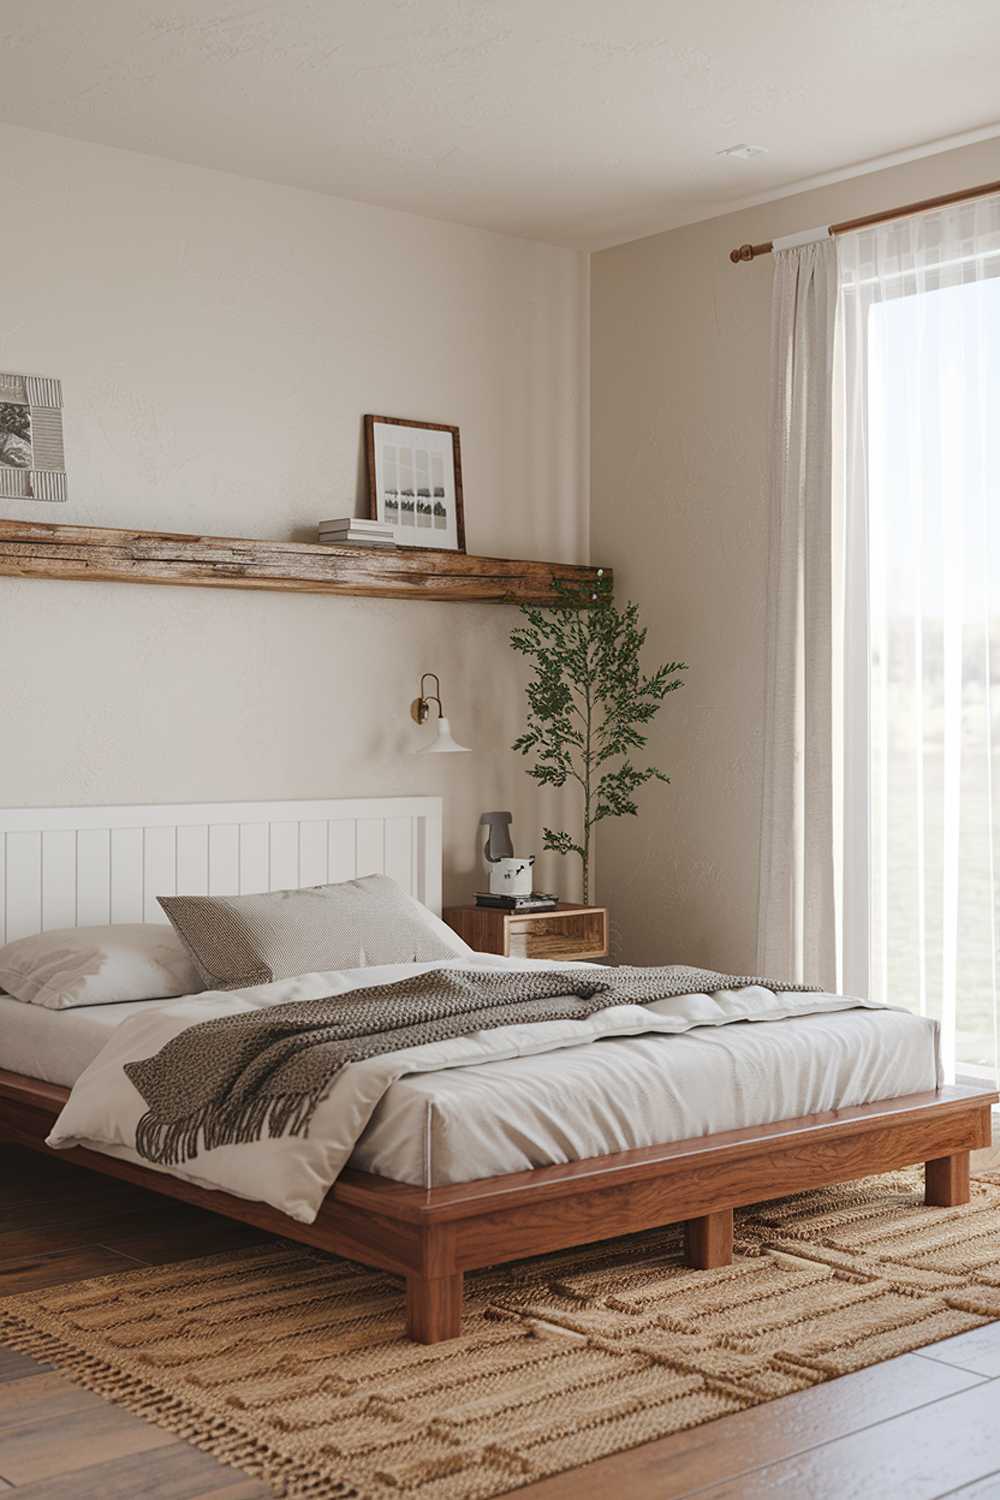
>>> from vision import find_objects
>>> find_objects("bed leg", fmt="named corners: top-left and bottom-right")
top-left (925, 1151), bottom-right (970, 1206)
top-left (406, 1272), bottom-right (464, 1343)
top-left (686, 1208), bottom-right (734, 1269)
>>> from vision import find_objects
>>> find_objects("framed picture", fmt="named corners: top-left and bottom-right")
top-left (365, 415), bottom-right (465, 553)
top-left (0, 372), bottom-right (67, 501)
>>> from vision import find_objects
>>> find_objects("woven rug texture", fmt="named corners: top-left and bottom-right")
top-left (4, 1170), bottom-right (1000, 1500)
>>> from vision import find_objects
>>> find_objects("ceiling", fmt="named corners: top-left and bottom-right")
top-left (2, 0), bottom-right (999, 249)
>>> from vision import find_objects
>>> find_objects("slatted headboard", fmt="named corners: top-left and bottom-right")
top-left (0, 797), bottom-right (443, 943)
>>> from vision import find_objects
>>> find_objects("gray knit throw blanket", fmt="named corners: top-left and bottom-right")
top-left (125, 965), bottom-right (817, 1166)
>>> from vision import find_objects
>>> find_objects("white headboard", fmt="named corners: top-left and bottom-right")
top-left (0, 797), bottom-right (442, 944)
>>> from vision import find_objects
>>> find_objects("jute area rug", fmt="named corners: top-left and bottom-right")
top-left (4, 1171), bottom-right (1000, 1500)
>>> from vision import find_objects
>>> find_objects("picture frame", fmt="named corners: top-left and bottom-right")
top-left (365, 415), bottom-right (465, 553)
top-left (0, 372), bottom-right (67, 502)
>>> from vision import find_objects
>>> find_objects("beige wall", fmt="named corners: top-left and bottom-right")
top-left (592, 137), bottom-right (1000, 968)
top-left (10, 119), bottom-right (997, 933)
top-left (0, 124), bottom-right (589, 903)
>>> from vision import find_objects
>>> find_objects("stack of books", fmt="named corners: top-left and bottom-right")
top-left (318, 517), bottom-right (397, 548)
top-left (475, 892), bottom-right (560, 912)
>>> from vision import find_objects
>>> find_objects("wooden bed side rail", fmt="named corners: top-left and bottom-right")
top-left (1, 1069), bottom-right (996, 1345)
top-left (334, 1084), bottom-right (997, 1223)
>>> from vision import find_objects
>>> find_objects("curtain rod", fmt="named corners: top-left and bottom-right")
top-left (729, 176), bottom-right (1000, 264)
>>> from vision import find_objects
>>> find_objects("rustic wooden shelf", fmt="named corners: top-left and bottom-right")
top-left (0, 520), bottom-right (608, 604)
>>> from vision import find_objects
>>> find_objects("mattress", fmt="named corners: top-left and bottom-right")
top-left (0, 993), bottom-right (168, 1086)
top-left (354, 1006), bottom-right (941, 1185)
top-left (1, 992), bottom-right (941, 1188)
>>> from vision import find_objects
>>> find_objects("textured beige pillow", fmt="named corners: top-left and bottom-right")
top-left (158, 874), bottom-right (471, 991)
top-left (0, 924), bottom-right (202, 1010)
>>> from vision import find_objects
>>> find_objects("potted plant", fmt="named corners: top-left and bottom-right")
top-left (511, 575), bottom-right (685, 904)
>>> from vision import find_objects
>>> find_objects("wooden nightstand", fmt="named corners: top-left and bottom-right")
top-left (443, 903), bottom-right (608, 962)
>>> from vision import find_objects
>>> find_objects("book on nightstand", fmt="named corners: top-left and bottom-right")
top-left (474, 892), bottom-right (559, 912)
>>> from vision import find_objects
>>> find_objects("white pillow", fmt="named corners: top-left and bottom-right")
top-left (0, 923), bottom-right (202, 1010)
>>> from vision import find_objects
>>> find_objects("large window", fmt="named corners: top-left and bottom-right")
top-left (840, 202), bottom-right (1000, 1081)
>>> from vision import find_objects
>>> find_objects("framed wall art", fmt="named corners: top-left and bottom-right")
top-left (0, 372), bottom-right (66, 502)
top-left (365, 415), bottom-right (465, 553)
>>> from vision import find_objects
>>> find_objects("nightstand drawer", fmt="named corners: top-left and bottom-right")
top-left (506, 909), bottom-right (608, 961)
top-left (443, 902), bottom-right (609, 962)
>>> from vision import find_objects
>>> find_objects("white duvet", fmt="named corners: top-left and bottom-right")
top-left (47, 955), bottom-right (905, 1223)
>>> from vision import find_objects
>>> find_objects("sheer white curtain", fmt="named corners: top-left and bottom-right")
top-left (839, 194), bottom-right (1000, 1082)
top-left (757, 240), bottom-right (839, 987)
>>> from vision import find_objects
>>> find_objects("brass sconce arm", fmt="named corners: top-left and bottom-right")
top-left (412, 672), bottom-right (444, 724)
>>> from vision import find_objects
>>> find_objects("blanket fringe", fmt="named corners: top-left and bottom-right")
top-left (134, 1089), bottom-right (324, 1167)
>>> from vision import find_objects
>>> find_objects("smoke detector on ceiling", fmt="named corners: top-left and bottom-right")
top-left (716, 144), bottom-right (768, 160)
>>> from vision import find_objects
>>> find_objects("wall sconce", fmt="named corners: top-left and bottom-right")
top-left (411, 672), bottom-right (470, 754)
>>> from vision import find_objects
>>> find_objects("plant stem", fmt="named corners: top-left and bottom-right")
top-left (582, 619), bottom-right (592, 905)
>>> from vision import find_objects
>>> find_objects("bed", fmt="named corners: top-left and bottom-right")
top-left (0, 796), bottom-right (995, 1344)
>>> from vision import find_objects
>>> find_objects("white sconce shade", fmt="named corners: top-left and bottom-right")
top-left (419, 715), bottom-right (470, 754)
top-left (411, 672), bottom-right (470, 754)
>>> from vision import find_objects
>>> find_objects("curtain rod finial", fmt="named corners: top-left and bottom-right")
top-left (730, 243), bottom-right (755, 263)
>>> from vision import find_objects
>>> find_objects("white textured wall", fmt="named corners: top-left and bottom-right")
top-left (592, 136), bottom-right (1000, 969)
top-left (0, 124), bottom-right (589, 902)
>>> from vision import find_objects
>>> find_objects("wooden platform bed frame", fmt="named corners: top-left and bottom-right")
top-left (1, 801), bottom-right (995, 1343)
top-left (2, 1068), bottom-right (995, 1343)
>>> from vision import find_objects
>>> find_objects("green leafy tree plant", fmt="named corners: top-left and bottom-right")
top-left (511, 576), bottom-right (686, 903)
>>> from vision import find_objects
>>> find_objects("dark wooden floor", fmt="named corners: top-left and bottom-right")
top-left (3, 1143), bottom-right (1000, 1499)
